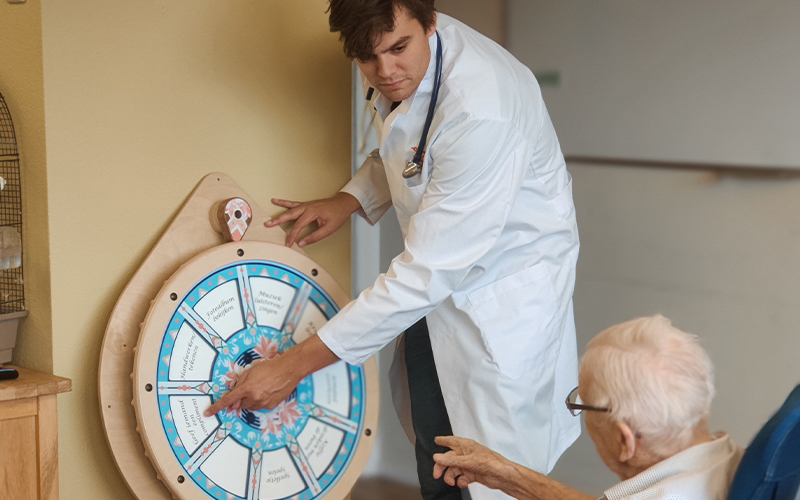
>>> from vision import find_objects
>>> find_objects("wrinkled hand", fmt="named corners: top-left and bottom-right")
top-left (203, 357), bottom-right (301, 417)
top-left (433, 436), bottom-right (513, 491)
top-left (265, 192), bottom-right (361, 248)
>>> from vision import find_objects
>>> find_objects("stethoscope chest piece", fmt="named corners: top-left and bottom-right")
top-left (403, 161), bottom-right (423, 179)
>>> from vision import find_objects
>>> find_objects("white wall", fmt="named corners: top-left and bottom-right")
top-left (436, 0), bottom-right (506, 45)
top-left (508, 0), bottom-right (800, 168)
top-left (507, 1), bottom-right (800, 494)
top-left (548, 164), bottom-right (800, 493)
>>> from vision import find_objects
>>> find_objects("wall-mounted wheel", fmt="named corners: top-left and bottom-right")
top-left (131, 241), bottom-right (377, 500)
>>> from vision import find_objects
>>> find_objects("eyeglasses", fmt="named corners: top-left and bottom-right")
top-left (565, 386), bottom-right (612, 416)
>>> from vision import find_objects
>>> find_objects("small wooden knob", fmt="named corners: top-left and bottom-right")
top-left (210, 198), bottom-right (253, 242)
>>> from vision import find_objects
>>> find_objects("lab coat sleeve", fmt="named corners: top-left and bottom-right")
top-left (340, 149), bottom-right (393, 226)
top-left (319, 118), bottom-right (530, 365)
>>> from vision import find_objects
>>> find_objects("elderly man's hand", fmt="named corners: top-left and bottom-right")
top-left (433, 436), bottom-right (514, 491)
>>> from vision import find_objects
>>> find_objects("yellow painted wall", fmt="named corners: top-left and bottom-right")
top-left (0, 0), bottom-right (54, 373)
top-left (9, 1), bottom-right (354, 498)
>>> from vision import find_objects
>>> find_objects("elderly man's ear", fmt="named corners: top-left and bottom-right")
top-left (616, 421), bottom-right (637, 463)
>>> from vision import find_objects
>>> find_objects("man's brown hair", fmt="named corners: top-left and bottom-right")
top-left (328, 0), bottom-right (436, 61)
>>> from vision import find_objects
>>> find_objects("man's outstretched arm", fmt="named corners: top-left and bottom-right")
top-left (433, 436), bottom-right (596, 500)
top-left (204, 334), bottom-right (340, 416)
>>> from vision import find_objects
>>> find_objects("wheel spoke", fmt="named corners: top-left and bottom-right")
top-left (310, 405), bottom-right (359, 435)
top-left (283, 283), bottom-right (314, 336)
top-left (185, 428), bottom-right (228, 473)
top-left (178, 303), bottom-right (227, 351)
top-left (287, 439), bottom-right (322, 495)
top-left (158, 381), bottom-right (212, 396)
top-left (247, 450), bottom-right (263, 500)
top-left (237, 265), bottom-right (258, 328)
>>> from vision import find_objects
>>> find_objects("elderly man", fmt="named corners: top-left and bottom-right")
top-left (433, 315), bottom-right (744, 500)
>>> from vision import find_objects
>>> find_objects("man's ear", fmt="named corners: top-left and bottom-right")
top-left (428, 12), bottom-right (438, 37)
top-left (616, 421), bottom-right (637, 463)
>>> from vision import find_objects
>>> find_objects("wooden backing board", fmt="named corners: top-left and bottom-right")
top-left (98, 173), bottom-right (377, 500)
top-left (131, 242), bottom-right (378, 500)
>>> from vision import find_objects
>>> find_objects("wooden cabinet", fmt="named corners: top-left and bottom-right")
top-left (0, 366), bottom-right (71, 500)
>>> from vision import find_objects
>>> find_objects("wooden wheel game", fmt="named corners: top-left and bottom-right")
top-left (99, 174), bottom-right (378, 500)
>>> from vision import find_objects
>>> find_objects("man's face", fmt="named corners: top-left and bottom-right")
top-left (356, 7), bottom-right (437, 102)
top-left (584, 411), bottom-right (623, 475)
top-left (581, 384), bottom-right (628, 480)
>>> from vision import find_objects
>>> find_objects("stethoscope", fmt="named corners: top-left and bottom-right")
top-left (365, 31), bottom-right (443, 180)
top-left (403, 31), bottom-right (443, 179)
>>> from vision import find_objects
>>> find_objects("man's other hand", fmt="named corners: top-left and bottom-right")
top-left (265, 192), bottom-right (361, 248)
top-left (433, 436), bottom-right (514, 491)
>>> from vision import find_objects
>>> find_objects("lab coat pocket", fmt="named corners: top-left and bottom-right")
top-left (468, 262), bottom-right (560, 380)
top-left (402, 169), bottom-right (430, 197)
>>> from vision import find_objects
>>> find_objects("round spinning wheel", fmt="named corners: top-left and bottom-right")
top-left (100, 175), bottom-right (377, 500)
top-left (134, 243), bottom-right (376, 500)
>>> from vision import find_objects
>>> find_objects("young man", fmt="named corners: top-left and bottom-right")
top-left (432, 316), bottom-right (744, 500)
top-left (207, 2), bottom-right (580, 499)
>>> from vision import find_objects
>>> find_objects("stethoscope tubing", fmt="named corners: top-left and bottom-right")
top-left (403, 31), bottom-right (443, 179)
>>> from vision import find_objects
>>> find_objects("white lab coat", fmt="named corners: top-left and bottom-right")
top-left (318, 15), bottom-right (580, 499)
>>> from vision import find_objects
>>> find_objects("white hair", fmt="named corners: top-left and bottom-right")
top-left (580, 315), bottom-right (715, 458)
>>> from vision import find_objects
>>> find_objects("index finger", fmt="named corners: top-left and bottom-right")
top-left (285, 212), bottom-right (317, 248)
top-left (432, 452), bottom-right (468, 468)
top-left (297, 224), bottom-right (335, 248)
top-left (204, 388), bottom-right (242, 417)
top-left (265, 205), bottom-right (305, 228)
top-left (271, 198), bottom-right (302, 209)
top-left (434, 435), bottom-right (464, 449)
